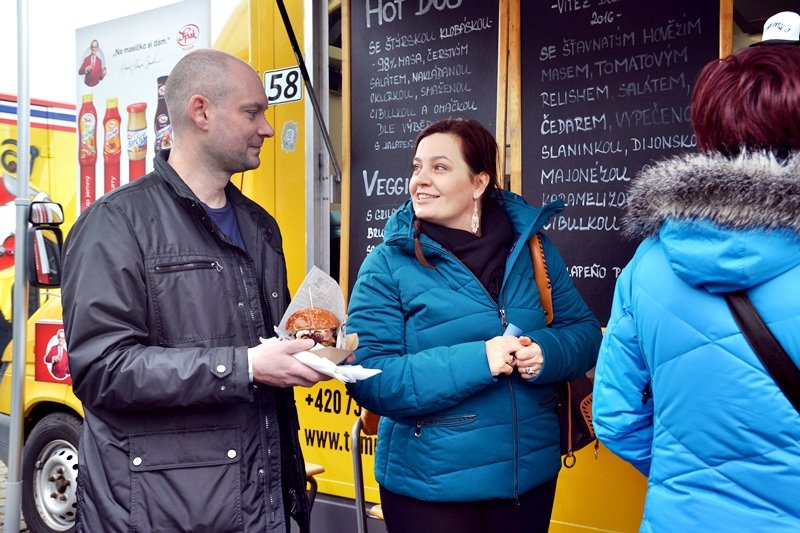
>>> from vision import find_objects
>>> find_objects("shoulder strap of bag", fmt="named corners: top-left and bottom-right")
top-left (529, 234), bottom-right (553, 325)
top-left (725, 291), bottom-right (800, 415)
top-left (530, 234), bottom-right (593, 467)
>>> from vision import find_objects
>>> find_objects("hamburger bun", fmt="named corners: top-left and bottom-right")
top-left (286, 307), bottom-right (340, 346)
top-left (287, 307), bottom-right (339, 330)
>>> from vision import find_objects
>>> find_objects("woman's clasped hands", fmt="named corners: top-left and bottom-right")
top-left (485, 335), bottom-right (543, 379)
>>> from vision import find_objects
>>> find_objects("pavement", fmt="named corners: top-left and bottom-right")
top-left (0, 462), bottom-right (28, 531)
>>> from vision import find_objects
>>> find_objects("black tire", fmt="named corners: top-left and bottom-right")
top-left (21, 412), bottom-right (81, 533)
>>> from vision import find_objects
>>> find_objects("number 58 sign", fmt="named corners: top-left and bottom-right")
top-left (263, 66), bottom-right (303, 105)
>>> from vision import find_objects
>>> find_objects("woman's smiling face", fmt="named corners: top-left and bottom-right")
top-left (410, 132), bottom-right (487, 231)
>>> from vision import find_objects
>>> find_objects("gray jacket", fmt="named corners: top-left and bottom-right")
top-left (62, 152), bottom-right (310, 533)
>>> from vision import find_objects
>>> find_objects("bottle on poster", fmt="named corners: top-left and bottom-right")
top-left (154, 76), bottom-right (172, 155)
top-left (103, 98), bottom-right (121, 193)
top-left (127, 102), bottom-right (148, 181)
top-left (78, 94), bottom-right (98, 210)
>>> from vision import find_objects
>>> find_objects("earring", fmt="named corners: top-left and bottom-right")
top-left (470, 201), bottom-right (480, 235)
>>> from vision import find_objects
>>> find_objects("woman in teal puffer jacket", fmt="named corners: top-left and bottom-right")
top-left (346, 118), bottom-right (601, 533)
top-left (593, 45), bottom-right (800, 532)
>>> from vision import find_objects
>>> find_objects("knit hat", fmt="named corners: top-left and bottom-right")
top-left (752, 11), bottom-right (800, 46)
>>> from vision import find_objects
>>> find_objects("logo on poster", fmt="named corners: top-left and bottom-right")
top-left (177, 24), bottom-right (200, 49)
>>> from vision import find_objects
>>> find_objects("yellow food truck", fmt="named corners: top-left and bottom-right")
top-left (2, 0), bottom-right (754, 531)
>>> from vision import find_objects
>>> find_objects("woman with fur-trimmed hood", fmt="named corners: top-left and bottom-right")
top-left (593, 45), bottom-right (800, 531)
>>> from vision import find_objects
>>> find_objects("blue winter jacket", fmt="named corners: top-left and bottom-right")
top-left (346, 190), bottom-right (601, 502)
top-left (593, 152), bottom-right (800, 532)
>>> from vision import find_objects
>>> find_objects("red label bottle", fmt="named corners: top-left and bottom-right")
top-left (103, 97), bottom-right (121, 193)
top-left (78, 94), bottom-right (98, 211)
top-left (127, 102), bottom-right (147, 181)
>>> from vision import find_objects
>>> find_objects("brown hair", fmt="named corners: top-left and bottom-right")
top-left (411, 118), bottom-right (501, 266)
top-left (692, 45), bottom-right (800, 156)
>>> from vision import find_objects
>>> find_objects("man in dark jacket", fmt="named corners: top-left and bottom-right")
top-left (62, 49), bottom-right (329, 533)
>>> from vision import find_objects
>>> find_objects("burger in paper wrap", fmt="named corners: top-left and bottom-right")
top-left (276, 266), bottom-right (361, 366)
top-left (286, 307), bottom-right (339, 347)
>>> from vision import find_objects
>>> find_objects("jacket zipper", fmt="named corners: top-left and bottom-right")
top-left (416, 239), bottom-right (505, 317)
top-left (410, 233), bottom-right (529, 329)
top-left (509, 378), bottom-right (520, 505)
top-left (413, 414), bottom-right (478, 436)
top-left (412, 237), bottom-right (522, 501)
top-left (265, 408), bottom-right (276, 524)
top-left (246, 259), bottom-right (275, 524)
top-left (641, 380), bottom-right (652, 404)
top-left (239, 264), bottom-right (258, 342)
top-left (186, 198), bottom-right (288, 527)
top-left (154, 260), bottom-right (223, 273)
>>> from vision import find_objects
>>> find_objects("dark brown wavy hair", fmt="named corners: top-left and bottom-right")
top-left (692, 45), bottom-right (800, 156)
top-left (411, 118), bottom-right (501, 267)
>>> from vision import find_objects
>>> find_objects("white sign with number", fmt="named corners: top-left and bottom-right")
top-left (263, 66), bottom-right (303, 105)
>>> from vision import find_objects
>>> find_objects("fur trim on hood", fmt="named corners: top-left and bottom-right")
top-left (624, 151), bottom-right (800, 238)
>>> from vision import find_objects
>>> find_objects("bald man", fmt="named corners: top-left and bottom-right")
top-left (62, 49), bottom-right (328, 533)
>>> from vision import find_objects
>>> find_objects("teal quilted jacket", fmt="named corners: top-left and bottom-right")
top-left (346, 190), bottom-right (601, 502)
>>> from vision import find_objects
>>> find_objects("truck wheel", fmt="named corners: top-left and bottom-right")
top-left (22, 412), bottom-right (81, 532)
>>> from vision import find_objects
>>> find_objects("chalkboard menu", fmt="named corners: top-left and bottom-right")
top-left (347, 0), bottom-right (500, 292)
top-left (520, 1), bottom-right (719, 324)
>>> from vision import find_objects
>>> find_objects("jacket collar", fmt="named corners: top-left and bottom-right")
top-left (154, 149), bottom-right (200, 203)
top-left (625, 151), bottom-right (800, 238)
top-left (381, 191), bottom-right (563, 276)
top-left (154, 150), bottom-right (283, 255)
top-left (384, 190), bottom-right (563, 247)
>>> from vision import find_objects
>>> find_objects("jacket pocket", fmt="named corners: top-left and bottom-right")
top-left (414, 414), bottom-right (478, 436)
top-left (149, 255), bottom-right (235, 345)
top-left (129, 426), bottom-right (243, 533)
top-left (407, 414), bottom-right (480, 490)
top-left (414, 415), bottom-right (478, 437)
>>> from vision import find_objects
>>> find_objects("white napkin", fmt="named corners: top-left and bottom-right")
top-left (259, 337), bottom-right (381, 384)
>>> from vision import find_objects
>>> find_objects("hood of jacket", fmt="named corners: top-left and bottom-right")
top-left (623, 151), bottom-right (800, 293)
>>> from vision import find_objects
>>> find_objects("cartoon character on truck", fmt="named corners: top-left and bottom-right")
top-left (0, 93), bottom-right (81, 533)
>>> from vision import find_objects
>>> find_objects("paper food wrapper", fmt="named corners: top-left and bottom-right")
top-left (260, 337), bottom-right (380, 384)
top-left (273, 266), bottom-right (362, 365)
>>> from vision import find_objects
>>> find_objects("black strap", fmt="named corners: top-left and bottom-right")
top-left (725, 291), bottom-right (800, 415)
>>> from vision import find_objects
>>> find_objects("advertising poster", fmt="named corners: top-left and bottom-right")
top-left (75, 0), bottom-right (210, 214)
top-left (35, 320), bottom-right (71, 384)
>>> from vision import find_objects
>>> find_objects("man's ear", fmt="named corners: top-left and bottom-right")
top-left (187, 94), bottom-right (211, 131)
